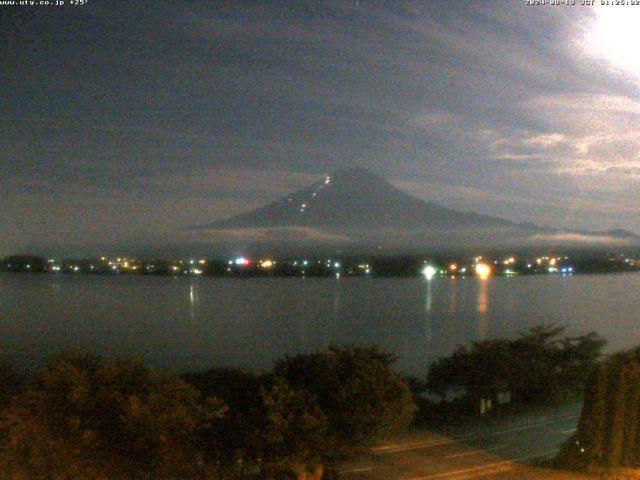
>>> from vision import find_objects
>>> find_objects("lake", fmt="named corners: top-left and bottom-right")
top-left (1, 272), bottom-right (639, 375)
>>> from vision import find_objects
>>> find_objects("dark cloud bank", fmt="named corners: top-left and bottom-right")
top-left (1, 1), bottom-right (639, 255)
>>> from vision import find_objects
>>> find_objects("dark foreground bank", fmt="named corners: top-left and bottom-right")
top-left (0, 326), bottom-right (607, 480)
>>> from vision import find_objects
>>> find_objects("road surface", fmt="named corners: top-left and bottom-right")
top-left (339, 402), bottom-right (593, 479)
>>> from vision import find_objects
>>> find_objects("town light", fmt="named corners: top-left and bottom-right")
top-left (475, 263), bottom-right (491, 279)
top-left (423, 265), bottom-right (437, 280)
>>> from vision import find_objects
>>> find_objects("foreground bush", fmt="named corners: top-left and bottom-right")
top-left (427, 325), bottom-right (605, 409)
top-left (274, 346), bottom-right (417, 459)
top-left (0, 346), bottom-right (416, 480)
top-left (0, 365), bottom-right (23, 410)
top-left (184, 367), bottom-right (267, 475)
top-left (186, 346), bottom-right (416, 479)
top-left (560, 347), bottom-right (640, 470)
top-left (0, 353), bottom-right (226, 480)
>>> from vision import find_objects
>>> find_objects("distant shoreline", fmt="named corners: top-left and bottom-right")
top-left (2, 252), bottom-right (639, 278)
top-left (2, 270), bottom-right (639, 279)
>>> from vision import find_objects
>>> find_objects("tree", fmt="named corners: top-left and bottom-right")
top-left (0, 353), bottom-right (226, 480)
top-left (258, 379), bottom-right (328, 480)
top-left (427, 339), bottom-right (513, 402)
top-left (273, 346), bottom-right (416, 460)
top-left (0, 364), bottom-right (23, 410)
top-left (0, 255), bottom-right (46, 273)
top-left (427, 325), bottom-right (606, 409)
top-left (184, 367), bottom-right (269, 477)
top-left (565, 348), bottom-right (640, 469)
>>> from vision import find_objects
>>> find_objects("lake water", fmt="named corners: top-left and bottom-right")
top-left (1, 272), bottom-right (639, 375)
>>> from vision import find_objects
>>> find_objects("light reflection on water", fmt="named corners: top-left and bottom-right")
top-left (424, 280), bottom-right (433, 349)
top-left (1, 272), bottom-right (640, 375)
top-left (477, 279), bottom-right (489, 340)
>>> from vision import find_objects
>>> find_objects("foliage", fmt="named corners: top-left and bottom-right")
top-left (258, 379), bottom-right (329, 479)
top-left (0, 255), bottom-right (46, 273)
top-left (184, 367), bottom-right (266, 468)
top-left (0, 353), bottom-right (226, 480)
top-left (0, 365), bottom-right (23, 410)
top-left (185, 368), bottom-right (332, 480)
top-left (186, 347), bottom-right (416, 478)
top-left (427, 325), bottom-right (606, 406)
top-left (273, 345), bottom-right (416, 459)
top-left (564, 347), bottom-right (640, 469)
top-left (0, 346), bottom-right (417, 479)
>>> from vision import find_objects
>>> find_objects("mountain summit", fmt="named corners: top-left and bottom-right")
top-left (190, 168), bottom-right (639, 252)
top-left (194, 167), bottom-right (512, 231)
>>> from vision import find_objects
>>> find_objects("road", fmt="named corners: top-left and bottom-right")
top-left (339, 402), bottom-right (594, 479)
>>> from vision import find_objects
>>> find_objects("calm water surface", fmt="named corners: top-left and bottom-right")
top-left (1, 272), bottom-right (639, 374)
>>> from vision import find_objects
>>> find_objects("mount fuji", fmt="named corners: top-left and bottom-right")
top-left (190, 167), bottom-right (638, 252)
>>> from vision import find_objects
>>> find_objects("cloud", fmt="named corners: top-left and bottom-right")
top-left (528, 233), bottom-right (635, 246)
top-left (2, 1), bottom-right (640, 251)
top-left (196, 226), bottom-right (351, 245)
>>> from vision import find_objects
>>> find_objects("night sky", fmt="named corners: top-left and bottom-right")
top-left (2, 1), bottom-right (639, 255)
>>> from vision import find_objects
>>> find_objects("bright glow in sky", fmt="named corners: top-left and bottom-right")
top-left (589, 6), bottom-right (640, 79)
top-left (2, 3), bottom-right (640, 255)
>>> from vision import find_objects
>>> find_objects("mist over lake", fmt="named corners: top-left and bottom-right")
top-left (2, 272), bottom-right (639, 375)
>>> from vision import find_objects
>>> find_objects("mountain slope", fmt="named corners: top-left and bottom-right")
top-left (189, 167), bottom-right (639, 252)
top-left (194, 167), bottom-right (513, 231)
